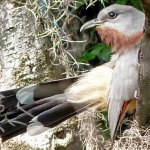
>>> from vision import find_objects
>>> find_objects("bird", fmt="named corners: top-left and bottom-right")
top-left (0, 4), bottom-right (145, 142)
top-left (81, 4), bottom-right (145, 139)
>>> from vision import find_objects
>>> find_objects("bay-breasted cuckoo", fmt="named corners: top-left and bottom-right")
top-left (0, 4), bottom-right (145, 141)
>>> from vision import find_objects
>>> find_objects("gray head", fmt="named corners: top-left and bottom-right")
top-left (80, 4), bottom-right (145, 36)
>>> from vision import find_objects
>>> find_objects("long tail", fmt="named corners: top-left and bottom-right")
top-left (0, 77), bottom-right (79, 141)
top-left (0, 77), bottom-right (78, 110)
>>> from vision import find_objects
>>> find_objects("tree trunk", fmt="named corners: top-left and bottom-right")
top-left (137, 0), bottom-right (150, 127)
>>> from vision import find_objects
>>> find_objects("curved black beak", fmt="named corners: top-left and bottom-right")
top-left (80, 19), bottom-right (103, 32)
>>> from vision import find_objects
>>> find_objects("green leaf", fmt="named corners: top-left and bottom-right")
top-left (98, 46), bottom-right (111, 62)
top-left (80, 52), bottom-right (96, 62)
top-left (116, 0), bottom-right (126, 4)
top-left (87, 43), bottom-right (104, 51)
top-left (90, 44), bottom-right (105, 54)
top-left (80, 43), bottom-right (103, 62)
top-left (131, 0), bottom-right (143, 11)
top-left (80, 43), bottom-right (111, 63)
top-left (75, 0), bottom-right (85, 9)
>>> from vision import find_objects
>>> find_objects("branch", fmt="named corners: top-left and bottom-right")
top-left (137, 0), bottom-right (150, 127)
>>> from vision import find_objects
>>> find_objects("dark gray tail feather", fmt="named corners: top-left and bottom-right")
top-left (0, 77), bottom-right (79, 111)
top-left (27, 100), bottom-right (99, 136)
top-left (0, 95), bottom-right (67, 141)
top-left (0, 77), bottom-right (81, 141)
top-left (0, 95), bottom-right (98, 142)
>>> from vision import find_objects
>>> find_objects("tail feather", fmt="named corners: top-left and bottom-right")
top-left (27, 102), bottom-right (79, 136)
top-left (0, 77), bottom-right (78, 111)
top-left (0, 96), bottom-right (52, 122)
top-left (27, 100), bottom-right (99, 136)
top-left (0, 94), bottom-right (66, 121)
top-left (0, 95), bottom-right (67, 140)
top-left (0, 97), bottom-right (98, 140)
top-left (0, 77), bottom-right (78, 141)
top-left (2, 128), bottom-right (26, 142)
top-left (0, 88), bottom-right (20, 97)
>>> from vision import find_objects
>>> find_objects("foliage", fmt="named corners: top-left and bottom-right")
top-left (80, 43), bottom-right (111, 63)
top-left (116, 0), bottom-right (142, 10)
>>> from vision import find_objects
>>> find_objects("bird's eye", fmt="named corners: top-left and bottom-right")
top-left (108, 11), bottom-right (118, 19)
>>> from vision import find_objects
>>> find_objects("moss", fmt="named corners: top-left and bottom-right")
top-left (0, 141), bottom-right (42, 150)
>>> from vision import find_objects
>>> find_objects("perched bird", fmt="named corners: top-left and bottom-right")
top-left (81, 4), bottom-right (145, 139)
top-left (0, 4), bottom-right (145, 142)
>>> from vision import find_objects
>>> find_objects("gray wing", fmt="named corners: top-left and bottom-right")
top-left (108, 48), bottom-right (138, 139)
